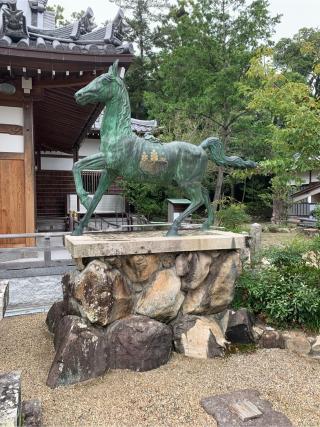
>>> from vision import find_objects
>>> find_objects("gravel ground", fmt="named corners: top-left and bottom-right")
top-left (1, 314), bottom-right (320, 427)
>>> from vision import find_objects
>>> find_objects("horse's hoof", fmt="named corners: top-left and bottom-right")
top-left (166, 228), bottom-right (179, 237)
top-left (72, 227), bottom-right (83, 236)
top-left (201, 222), bottom-right (211, 231)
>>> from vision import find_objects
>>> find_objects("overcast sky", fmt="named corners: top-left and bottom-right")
top-left (50, 0), bottom-right (320, 41)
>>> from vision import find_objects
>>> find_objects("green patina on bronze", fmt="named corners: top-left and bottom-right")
top-left (73, 60), bottom-right (256, 236)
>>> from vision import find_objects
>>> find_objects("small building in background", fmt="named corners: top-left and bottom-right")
top-left (167, 199), bottom-right (191, 223)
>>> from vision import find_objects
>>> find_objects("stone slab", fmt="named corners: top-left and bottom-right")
top-left (0, 280), bottom-right (9, 320)
top-left (65, 230), bottom-right (246, 259)
top-left (0, 371), bottom-right (21, 427)
top-left (201, 389), bottom-right (292, 427)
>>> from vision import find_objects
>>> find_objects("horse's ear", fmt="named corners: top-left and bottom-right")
top-left (111, 60), bottom-right (119, 76)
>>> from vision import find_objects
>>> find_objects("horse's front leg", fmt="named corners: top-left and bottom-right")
top-left (73, 170), bottom-right (114, 236)
top-left (73, 153), bottom-right (106, 209)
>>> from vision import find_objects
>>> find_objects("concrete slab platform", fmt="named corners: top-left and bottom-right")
top-left (65, 230), bottom-right (247, 259)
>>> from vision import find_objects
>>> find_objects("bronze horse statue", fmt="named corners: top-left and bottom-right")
top-left (73, 61), bottom-right (256, 236)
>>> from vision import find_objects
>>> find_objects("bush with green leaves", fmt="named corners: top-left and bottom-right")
top-left (234, 238), bottom-right (320, 331)
top-left (216, 202), bottom-right (251, 232)
top-left (312, 204), bottom-right (320, 229)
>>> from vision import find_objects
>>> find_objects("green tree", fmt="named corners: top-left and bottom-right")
top-left (146, 0), bottom-right (279, 214)
top-left (274, 28), bottom-right (320, 98)
top-left (246, 50), bottom-right (320, 222)
top-left (111, 0), bottom-right (169, 118)
top-left (46, 5), bottom-right (92, 28)
top-left (46, 4), bottom-right (68, 26)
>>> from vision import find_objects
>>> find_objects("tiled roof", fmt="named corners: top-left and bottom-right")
top-left (291, 182), bottom-right (320, 198)
top-left (0, 3), bottom-right (133, 55)
top-left (91, 115), bottom-right (158, 135)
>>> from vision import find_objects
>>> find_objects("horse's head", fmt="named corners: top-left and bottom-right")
top-left (75, 60), bottom-right (124, 106)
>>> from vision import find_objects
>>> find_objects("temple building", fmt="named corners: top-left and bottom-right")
top-left (0, 0), bottom-right (134, 247)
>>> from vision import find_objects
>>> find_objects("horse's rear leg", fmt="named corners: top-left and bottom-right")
top-left (166, 183), bottom-right (203, 236)
top-left (201, 186), bottom-right (214, 230)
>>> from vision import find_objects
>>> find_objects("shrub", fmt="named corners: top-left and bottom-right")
top-left (312, 204), bottom-right (320, 229)
top-left (234, 237), bottom-right (320, 331)
top-left (216, 203), bottom-right (251, 232)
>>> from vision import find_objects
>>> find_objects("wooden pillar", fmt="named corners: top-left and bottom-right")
top-left (23, 100), bottom-right (36, 246)
top-left (73, 146), bottom-right (80, 212)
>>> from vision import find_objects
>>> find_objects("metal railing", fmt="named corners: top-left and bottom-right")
top-left (288, 202), bottom-right (317, 217)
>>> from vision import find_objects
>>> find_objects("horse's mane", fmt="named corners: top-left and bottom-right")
top-left (115, 79), bottom-right (132, 137)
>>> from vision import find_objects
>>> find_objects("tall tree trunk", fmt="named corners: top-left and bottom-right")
top-left (213, 123), bottom-right (230, 224)
top-left (272, 198), bottom-right (287, 224)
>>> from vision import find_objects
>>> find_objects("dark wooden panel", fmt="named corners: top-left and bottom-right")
top-left (36, 170), bottom-right (75, 217)
top-left (36, 171), bottom-right (123, 217)
top-left (0, 159), bottom-right (26, 247)
top-left (0, 124), bottom-right (23, 135)
top-left (0, 153), bottom-right (24, 160)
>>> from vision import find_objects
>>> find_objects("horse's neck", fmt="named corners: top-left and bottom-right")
top-left (100, 89), bottom-right (132, 145)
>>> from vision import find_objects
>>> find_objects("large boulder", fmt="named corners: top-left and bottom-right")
top-left (175, 252), bottom-right (215, 291)
top-left (47, 316), bottom-right (108, 388)
top-left (225, 309), bottom-right (255, 344)
top-left (172, 315), bottom-right (228, 358)
top-left (64, 260), bottom-right (133, 326)
top-left (282, 331), bottom-right (311, 356)
top-left (259, 329), bottom-right (285, 349)
top-left (106, 315), bottom-right (173, 371)
top-left (46, 300), bottom-right (67, 334)
top-left (135, 269), bottom-right (184, 322)
top-left (182, 251), bottom-right (241, 315)
top-left (122, 254), bottom-right (160, 283)
top-left (311, 335), bottom-right (320, 356)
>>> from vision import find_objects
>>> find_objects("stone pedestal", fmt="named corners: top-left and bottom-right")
top-left (46, 230), bottom-right (247, 388)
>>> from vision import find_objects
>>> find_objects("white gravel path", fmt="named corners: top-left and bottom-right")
top-left (1, 314), bottom-right (319, 426)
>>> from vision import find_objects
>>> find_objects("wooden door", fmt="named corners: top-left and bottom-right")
top-left (0, 159), bottom-right (27, 247)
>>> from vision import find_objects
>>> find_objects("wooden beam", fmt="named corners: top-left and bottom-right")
top-left (0, 153), bottom-right (24, 160)
top-left (23, 99), bottom-right (36, 247)
top-left (0, 124), bottom-right (23, 135)
top-left (0, 48), bottom-right (133, 73)
top-left (73, 102), bottom-right (104, 149)
top-left (33, 75), bottom-right (97, 89)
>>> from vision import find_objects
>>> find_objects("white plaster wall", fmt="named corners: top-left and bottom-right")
top-left (79, 138), bottom-right (100, 156)
top-left (40, 138), bottom-right (99, 171)
top-left (41, 150), bottom-right (70, 156)
top-left (0, 134), bottom-right (24, 153)
top-left (17, 0), bottom-right (32, 26)
top-left (0, 107), bottom-right (23, 126)
top-left (41, 157), bottom-right (73, 171)
top-left (311, 170), bottom-right (320, 182)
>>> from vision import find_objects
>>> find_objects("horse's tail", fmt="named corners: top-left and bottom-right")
top-left (200, 137), bottom-right (257, 169)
